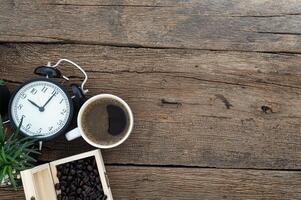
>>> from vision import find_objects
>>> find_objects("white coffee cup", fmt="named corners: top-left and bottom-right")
top-left (65, 94), bottom-right (134, 149)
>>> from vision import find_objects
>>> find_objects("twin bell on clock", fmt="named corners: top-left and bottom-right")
top-left (8, 59), bottom-right (88, 140)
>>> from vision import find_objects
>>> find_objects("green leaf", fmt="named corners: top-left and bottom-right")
top-left (25, 148), bottom-right (40, 155)
top-left (0, 80), bottom-right (4, 86)
top-left (0, 115), bottom-right (4, 144)
top-left (1, 147), bottom-right (8, 163)
top-left (14, 136), bottom-right (35, 144)
top-left (12, 117), bottom-right (23, 141)
top-left (5, 117), bottom-right (24, 144)
top-left (6, 154), bottom-right (17, 163)
top-left (12, 146), bottom-right (25, 160)
top-left (7, 166), bottom-right (17, 190)
top-left (0, 115), bottom-right (39, 190)
top-left (5, 132), bottom-right (18, 147)
top-left (0, 156), bottom-right (4, 163)
top-left (21, 154), bottom-right (37, 163)
top-left (0, 165), bottom-right (8, 184)
top-left (16, 117), bottom-right (23, 133)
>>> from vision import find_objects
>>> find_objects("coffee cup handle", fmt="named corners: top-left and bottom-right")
top-left (65, 127), bottom-right (81, 141)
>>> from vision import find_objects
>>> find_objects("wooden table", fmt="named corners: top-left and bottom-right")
top-left (1, 1), bottom-right (301, 199)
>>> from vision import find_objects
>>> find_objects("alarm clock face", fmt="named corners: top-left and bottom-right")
top-left (9, 78), bottom-right (73, 139)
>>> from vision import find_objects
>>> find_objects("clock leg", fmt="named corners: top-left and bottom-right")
top-left (39, 141), bottom-right (43, 151)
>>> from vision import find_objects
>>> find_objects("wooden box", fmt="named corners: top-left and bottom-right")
top-left (21, 150), bottom-right (113, 200)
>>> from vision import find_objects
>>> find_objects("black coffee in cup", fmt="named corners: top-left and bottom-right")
top-left (81, 98), bottom-right (130, 146)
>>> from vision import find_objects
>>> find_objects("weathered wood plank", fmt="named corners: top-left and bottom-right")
top-left (1, 0), bottom-right (301, 52)
top-left (0, 43), bottom-right (300, 169)
top-left (1, 166), bottom-right (300, 200)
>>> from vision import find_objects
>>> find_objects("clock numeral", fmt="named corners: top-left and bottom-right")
top-left (51, 90), bottom-right (58, 96)
top-left (30, 88), bottom-right (37, 95)
top-left (59, 99), bottom-right (64, 104)
top-left (37, 128), bottom-right (42, 134)
top-left (41, 86), bottom-right (48, 93)
top-left (20, 93), bottom-right (27, 99)
top-left (57, 120), bottom-right (63, 126)
top-left (26, 123), bottom-right (32, 130)
top-left (61, 109), bottom-right (67, 115)
top-left (18, 104), bottom-right (23, 110)
top-left (48, 126), bottom-right (53, 131)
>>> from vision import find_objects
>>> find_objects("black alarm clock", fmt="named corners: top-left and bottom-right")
top-left (8, 59), bottom-right (88, 140)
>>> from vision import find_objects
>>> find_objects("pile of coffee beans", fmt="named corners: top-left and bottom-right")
top-left (55, 156), bottom-right (107, 200)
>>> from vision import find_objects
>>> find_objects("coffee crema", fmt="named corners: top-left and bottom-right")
top-left (81, 98), bottom-right (130, 146)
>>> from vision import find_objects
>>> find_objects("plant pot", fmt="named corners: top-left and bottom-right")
top-left (0, 84), bottom-right (10, 116)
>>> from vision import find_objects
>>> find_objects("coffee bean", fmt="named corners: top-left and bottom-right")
top-left (57, 171), bottom-right (62, 178)
top-left (57, 165), bottom-right (63, 171)
top-left (92, 160), bottom-right (96, 167)
top-left (55, 183), bottom-right (60, 190)
top-left (83, 176), bottom-right (89, 183)
top-left (97, 185), bottom-right (102, 191)
top-left (96, 177), bottom-right (100, 183)
top-left (61, 181), bottom-right (67, 186)
top-left (71, 184), bottom-right (76, 191)
top-left (85, 186), bottom-right (91, 193)
top-left (91, 193), bottom-right (97, 199)
top-left (76, 188), bottom-right (82, 194)
top-left (70, 169), bottom-right (76, 175)
top-left (80, 180), bottom-right (84, 186)
top-left (67, 176), bottom-right (73, 181)
top-left (56, 157), bottom-right (106, 199)
top-left (64, 168), bottom-right (69, 174)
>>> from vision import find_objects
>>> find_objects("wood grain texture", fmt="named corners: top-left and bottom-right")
top-left (1, 166), bottom-right (300, 200)
top-left (1, 43), bottom-right (301, 169)
top-left (1, 0), bottom-right (301, 52)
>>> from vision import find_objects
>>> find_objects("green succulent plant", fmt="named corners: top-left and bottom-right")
top-left (0, 115), bottom-right (40, 190)
top-left (0, 80), bottom-right (5, 86)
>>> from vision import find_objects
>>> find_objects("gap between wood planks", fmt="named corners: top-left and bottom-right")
top-left (105, 163), bottom-right (301, 172)
top-left (32, 158), bottom-right (301, 172)
top-left (1, 39), bottom-right (301, 55)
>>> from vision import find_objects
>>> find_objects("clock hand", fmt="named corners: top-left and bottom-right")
top-left (28, 99), bottom-right (44, 112)
top-left (41, 93), bottom-right (56, 110)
